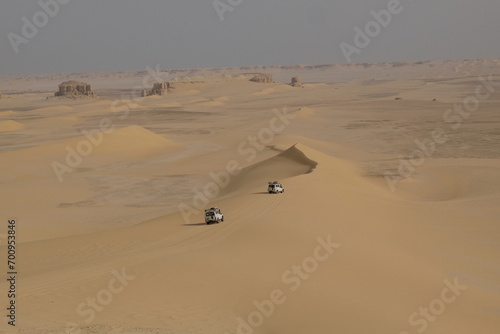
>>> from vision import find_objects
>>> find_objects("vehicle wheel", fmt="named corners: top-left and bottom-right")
top-left (221, 218), bottom-right (224, 222)
top-left (269, 191), bottom-right (273, 194)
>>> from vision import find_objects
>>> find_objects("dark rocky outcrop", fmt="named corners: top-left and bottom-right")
top-left (290, 76), bottom-right (302, 87)
top-left (55, 81), bottom-right (97, 98)
top-left (249, 74), bottom-right (273, 83)
top-left (141, 82), bottom-right (171, 97)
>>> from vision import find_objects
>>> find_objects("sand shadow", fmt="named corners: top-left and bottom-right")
top-left (183, 222), bottom-right (208, 226)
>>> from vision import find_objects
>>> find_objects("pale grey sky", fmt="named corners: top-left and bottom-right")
top-left (0, 0), bottom-right (499, 76)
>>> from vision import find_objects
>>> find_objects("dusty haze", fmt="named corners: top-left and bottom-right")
top-left (1, 1), bottom-right (500, 76)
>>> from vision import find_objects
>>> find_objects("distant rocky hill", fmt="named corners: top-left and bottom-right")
top-left (54, 81), bottom-right (97, 99)
top-left (0, 58), bottom-right (499, 94)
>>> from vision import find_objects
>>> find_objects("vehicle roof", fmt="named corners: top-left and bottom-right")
top-left (205, 207), bottom-right (220, 212)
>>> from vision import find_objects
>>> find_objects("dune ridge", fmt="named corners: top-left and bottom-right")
top-left (1, 60), bottom-right (499, 334)
top-left (13, 141), bottom-right (499, 333)
top-left (0, 120), bottom-right (25, 132)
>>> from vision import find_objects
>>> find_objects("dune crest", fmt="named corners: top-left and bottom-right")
top-left (33, 105), bottom-right (74, 112)
top-left (88, 125), bottom-right (181, 154)
top-left (0, 110), bottom-right (17, 117)
top-left (0, 120), bottom-right (25, 132)
top-left (216, 144), bottom-right (317, 196)
top-left (296, 107), bottom-right (316, 116)
top-left (0, 125), bottom-right (181, 171)
top-left (2, 60), bottom-right (499, 334)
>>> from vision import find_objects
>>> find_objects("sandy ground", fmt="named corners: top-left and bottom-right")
top-left (1, 59), bottom-right (500, 334)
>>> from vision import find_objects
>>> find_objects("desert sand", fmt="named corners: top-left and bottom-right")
top-left (0, 59), bottom-right (499, 334)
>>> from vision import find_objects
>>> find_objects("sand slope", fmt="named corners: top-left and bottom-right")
top-left (0, 120), bottom-right (25, 132)
top-left (9, 143), bottom-right (500, 334)
top-left (0, 60), bottom-right (499, 334)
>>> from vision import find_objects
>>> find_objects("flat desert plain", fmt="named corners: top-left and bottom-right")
top-left (1, 59), bottom-right (500, 334)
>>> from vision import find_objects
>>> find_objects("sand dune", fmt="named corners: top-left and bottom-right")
top-left (32, 105), bottom-right (74, 113)
top-left (218, 145), bottom-right (317, 196)
top-left (0, 110), bottom-right (17, 117)
top-left (202, 96), bottom-right (230, 106)
top-left (1, 60), bottom-right (499, 334)
top-left (17, 124), bottom-right (180, 173)
top-left (153, 102), bottom-right (183, 108)
top-left (173, 88), bottom-right (202, 96)
top-left (1, 125), bottom-right (179, 167)
top-left (296, 107), bottom-right (316, 116)
top-left (85, 125), bottom-right (180, 154)
top-left (201, 99), bottom-right (225, 107)
top-left (395, 161), bottom-right (500, 202)
top-left (252, 87), bottom-right (285, 96)
top-left (13, 142), bottom-right (499, 333)
top-left (84, 100), bottom-right (114, 108)
top-left (0, 120), bottom-right (25, 132)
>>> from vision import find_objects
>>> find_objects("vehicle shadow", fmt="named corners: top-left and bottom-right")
top-left (183, 222), bottom-right (208, 226)
top-left (252, 192), bottom-right (272, 195)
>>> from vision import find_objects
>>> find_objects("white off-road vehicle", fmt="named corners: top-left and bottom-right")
top-left (268, 181), bottom-right (285, 194)
top-left (205, 207), bottom-right (224, 224)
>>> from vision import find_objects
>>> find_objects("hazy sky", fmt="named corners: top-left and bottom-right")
top-left (1, 0), bottom-right (499, 76)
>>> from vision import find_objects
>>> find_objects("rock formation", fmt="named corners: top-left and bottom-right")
top-left (142, 82), bottom-right (171, 97)
top-left (55, 81), bottom-right (97, 99)
top-left (249, 74), bottom-right (273, 83)
top-left (290, 76), bottom-right (303, 87)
